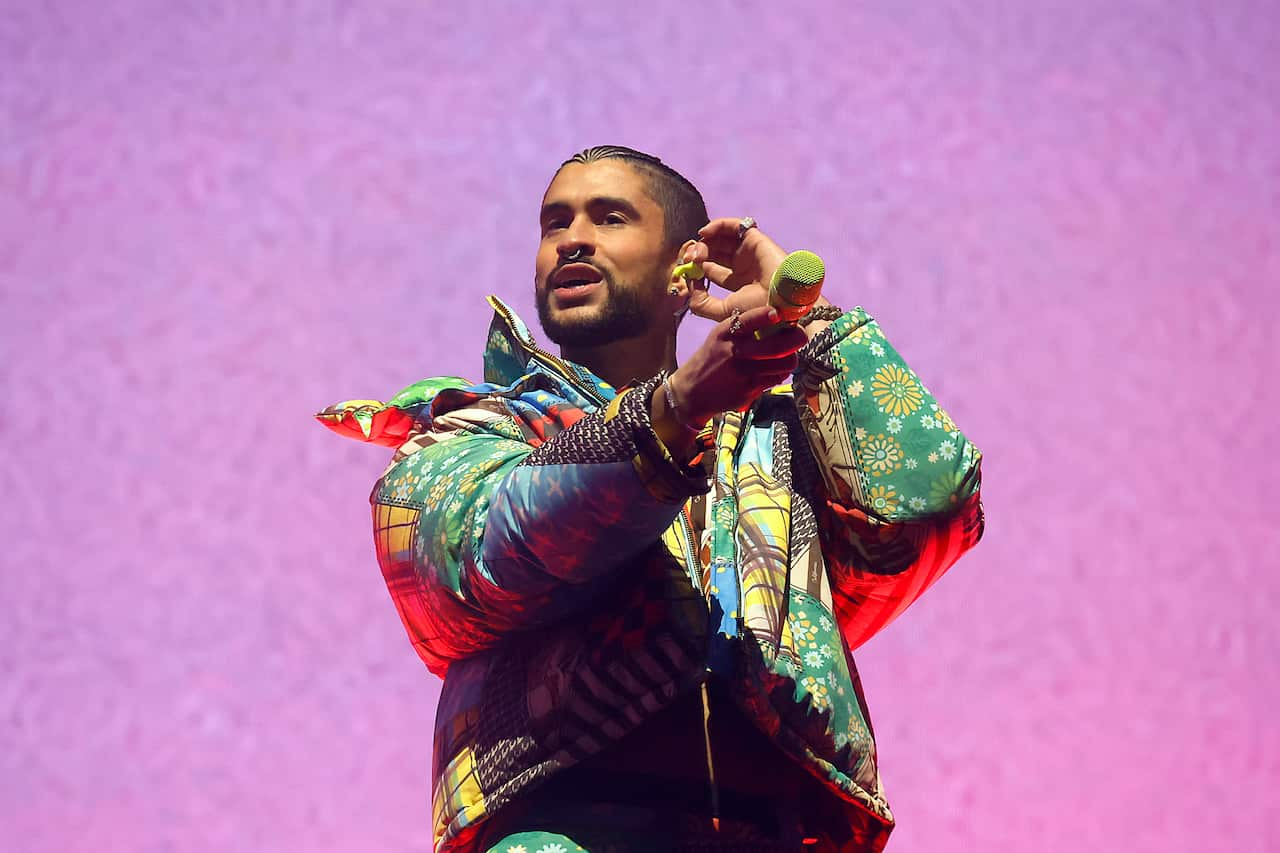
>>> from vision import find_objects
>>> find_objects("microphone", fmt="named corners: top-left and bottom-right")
top-left (768, 250), bottom-right (825, 323)
top-left (755, 250), bottom-right (825, 338)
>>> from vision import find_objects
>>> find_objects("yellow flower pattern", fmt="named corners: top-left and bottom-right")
top-left (870, 364), bottom-right (924, 417)
top-left (801, 675), bottom-right (832, 711)
top-left (428, 477), bottom-right (452, 507)
top-left (789, 609), bottom-right (819, 647)
top-left (933, 404), bottom-right (958, 434)
top-left (847, 321), bottom-right (883, 347)
top-left (866, 484), bottom-right (899, 515)
top-left (859, 433), bottom-right (903, 477)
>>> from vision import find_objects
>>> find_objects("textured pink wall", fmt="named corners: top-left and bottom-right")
top-left (3, 1), bottom-right (1277, 851)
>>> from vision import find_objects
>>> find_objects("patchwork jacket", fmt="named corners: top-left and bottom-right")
top-left (359, 297), bottom-right (985, 852)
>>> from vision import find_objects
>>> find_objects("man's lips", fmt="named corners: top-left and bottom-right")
top-left (550, 262), bottom-right (605, 289)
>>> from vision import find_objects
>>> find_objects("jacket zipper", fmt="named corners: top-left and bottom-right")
top-left (488, 297), bottom-right (609, 407)
top-left (682, 502), bottom-right (720, 832)
top-left (679, 506), bottom-right (703, 595)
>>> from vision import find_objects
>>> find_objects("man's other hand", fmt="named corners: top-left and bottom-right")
top-left (670, 305), bottom-right (807, 429)
top-left (684, 218), bottom-right (788, 321)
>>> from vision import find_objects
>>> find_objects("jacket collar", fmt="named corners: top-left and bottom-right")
top-left (482, 295), bottom-right (616, 406)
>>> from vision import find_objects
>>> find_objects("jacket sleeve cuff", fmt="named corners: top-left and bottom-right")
top-left (615, 374), bottom-right (711, 503)
top-left (795, 308), bottom-right (873, 379)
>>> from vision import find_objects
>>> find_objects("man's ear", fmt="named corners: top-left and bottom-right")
top-left (666, 239), bottom-right (701, 317)
top-left (667, 239), bottom-right (701, 290)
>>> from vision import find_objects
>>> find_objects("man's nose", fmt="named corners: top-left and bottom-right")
top-left (556, 221), bottom-right (594, 260)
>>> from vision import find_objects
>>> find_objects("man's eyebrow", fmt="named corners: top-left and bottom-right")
top-left (539, 201), bottom-right (570, 221)
top-left (587, 196), bottom-right (642, 217)
top-left (539, 196), bottom-right (643, 221)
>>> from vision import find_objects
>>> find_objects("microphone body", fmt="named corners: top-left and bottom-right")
top-left (756, 250), bottom-right (825, 338)
top-left (769, 250), bottom-right (825, 323)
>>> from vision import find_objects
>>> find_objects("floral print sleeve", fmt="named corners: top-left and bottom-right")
top-left (793, 308), bottom-right (986, 649)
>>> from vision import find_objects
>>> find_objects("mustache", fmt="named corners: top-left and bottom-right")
top-left (543, 260), bottom-right (612, 289)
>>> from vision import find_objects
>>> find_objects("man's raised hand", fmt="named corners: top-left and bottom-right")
top-left (683, 218), bottom-right (788, 322)
top-left (668, 305), bottom-right (807, 430)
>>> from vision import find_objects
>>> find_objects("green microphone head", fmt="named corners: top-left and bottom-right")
top-left (769, 250), bottom-right (825, 322)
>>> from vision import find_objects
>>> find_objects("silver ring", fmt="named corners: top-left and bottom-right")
top-left (565, 247), bottom-right (584, 261)
top-left (728, 309), bottom-right (744, 337)
top-left (736, 217), bottom-right (757, 242)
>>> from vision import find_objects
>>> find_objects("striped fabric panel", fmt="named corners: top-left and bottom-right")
top-left (431, 561), bottom-right (703, 849)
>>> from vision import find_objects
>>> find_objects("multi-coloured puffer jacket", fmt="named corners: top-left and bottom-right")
top-left (318, 296), bottom-right (985, 853)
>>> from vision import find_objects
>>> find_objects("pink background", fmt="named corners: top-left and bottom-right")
top-left (3, 1), bottom-right (1277, 851)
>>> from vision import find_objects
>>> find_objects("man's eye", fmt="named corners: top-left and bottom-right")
top-left (603, 213), bottom-right (626, 225)
top-left (544, 220), bottom-right (567, 232)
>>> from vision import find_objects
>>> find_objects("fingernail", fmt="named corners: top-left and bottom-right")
top-left (768, 308), bottom-right (779, 320)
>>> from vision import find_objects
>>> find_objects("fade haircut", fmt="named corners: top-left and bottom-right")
top-left (558, 146), bottom-right (709, 255)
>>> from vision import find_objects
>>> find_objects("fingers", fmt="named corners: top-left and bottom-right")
top-left (682, 242), bottom-right (731, 285)
top-left (697, 218), bottom-right (739, 238)
top-left (721, 305), bottom-right (781, 338)
top-left (696, 218), bottom-right (785, 265)
top-left (681, 243), bottom-right (732, 317)
top-left (690, 222), bottom-right (745, 267)
top-left (699, 260), bottom-right (734, 288)
top-left (687, 286), bottom-right (729, 321)
top-left (676, 303), bottom-right (802, 421)
top-left (721, 307), bottom-right (803, 389)
top-left (732, 325), bottom-right (806, 359)
top-left (697, 218), bottom-right (747, 249)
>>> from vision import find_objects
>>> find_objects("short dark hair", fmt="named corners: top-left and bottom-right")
top-left (558, 145), bottom-right (709, 254)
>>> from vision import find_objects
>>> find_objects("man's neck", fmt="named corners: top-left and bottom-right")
top-left (560, 331), bottom-right (677, 389)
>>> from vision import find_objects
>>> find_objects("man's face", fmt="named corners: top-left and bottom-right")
top-left (535, 160), bottom-right (672, 348)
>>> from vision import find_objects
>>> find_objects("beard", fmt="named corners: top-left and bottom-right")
top-left (536, 267), bottom-right (657, 348)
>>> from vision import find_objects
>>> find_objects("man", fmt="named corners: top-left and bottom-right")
top-left (324, 146), bottom-right (984, 852)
